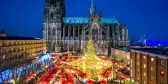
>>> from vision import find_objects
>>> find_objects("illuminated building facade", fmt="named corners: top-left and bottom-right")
top-left (0, 36), bottom-right (47, 83)
top-left (130, 48), bottom-right (168, 84)
top-left (43, 0), bottom-right (129, 53)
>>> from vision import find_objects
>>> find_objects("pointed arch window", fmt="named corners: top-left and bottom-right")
top-left (91, 23), bottom-right (99, 40)
top-left (51, 13), bottom-right (54, 18)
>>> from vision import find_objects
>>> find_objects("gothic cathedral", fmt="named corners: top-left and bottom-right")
top-left (43, 0), bottom-right (129, 55)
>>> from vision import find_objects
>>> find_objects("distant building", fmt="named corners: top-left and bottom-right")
top-left (131, 39), bottom-right (168, 48)
top-left (130, 48), bottom-right (168, 84)
top-left (130, 46), bottom-right (157, 48)
top-left (0, 30), bottom-right (6, 37)
top-left (43, 0), bottom-right (129, 53)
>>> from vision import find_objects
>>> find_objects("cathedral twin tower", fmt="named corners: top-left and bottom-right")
top-left (43, 0), bottom-right (129, 55)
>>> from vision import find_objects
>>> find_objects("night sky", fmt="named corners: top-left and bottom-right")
top-left (0, 0), bottom-right (168, 40)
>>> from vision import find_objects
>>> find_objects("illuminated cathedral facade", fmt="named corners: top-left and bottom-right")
top-left (43, 0), bottom-right (129, 55)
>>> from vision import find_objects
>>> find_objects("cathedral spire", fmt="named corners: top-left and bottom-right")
top-left (90, 0), bottom-right (94, 14)
top-left (91, 0), bottom-right (94, 9)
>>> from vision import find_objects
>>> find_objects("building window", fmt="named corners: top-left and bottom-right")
top-left (144, 64), bottom-right (146, 68)
top-left (144, 72), bottom-right (146, 76)
top-left (150, 76), bottom-right (154, 81)
top-left (137, 54), bottom-right (140, 59)
top-left (137, 76), bottom-right (139, 80)
top-left (143, 81), bottom-right (146, 84)
top-left (160, 81), bottom-right (164, 84)
top-left (160, 70), bottom-right (164, 77)
top-left (151, 67), bottom-right (153, 72)
top-left (137, 69), bottom-right (140, 72)
top-left (137, 62), bottom-right (139, 66)
top-left (160, 61), bottom-right (165, 66)
top-left (151, 57), bottom-right (154, 62)
top-left (143, 56), bottom-right (146, 59)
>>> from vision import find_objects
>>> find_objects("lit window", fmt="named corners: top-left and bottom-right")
top-left (160, 81), bottom-right (164, 84)
top-left (144, 64), bottom-right (146, 68)
top-left (150, 76), bottom-right (154, 81)
top-left (161, 61), bottom-right (165, 66)
top-left (137, 54), bottom-right (140, 59)
top-left (143, 56), bottom-right (146, 59)
top-left (137, 76), bottom-right (139, 80)
top-left (144, 72), bottom-right (146, 76)
top-left (151, 57), bottom-right (154, 62)
top-left (137, 62), bottom-right (139, 66)
top-left (137, 69), bottom-right (140, 72)
top-left (143, 81), bottom-right (146, 84)
top-left (151, 67), bottom-right (153, 72)
top-left (160, 70), bottom-right (164, 77)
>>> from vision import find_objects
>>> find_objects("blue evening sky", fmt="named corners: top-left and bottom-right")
top-left (0, 0), bottom-right (168, 40)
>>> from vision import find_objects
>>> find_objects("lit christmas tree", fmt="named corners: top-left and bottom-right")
top-left (68, 40), bottom-right (112, 80)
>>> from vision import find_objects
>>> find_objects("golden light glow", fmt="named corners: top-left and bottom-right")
top-left (68, 40), bottom-right (112, 80)
top-left (0, 33), bottom-right (6, 37)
